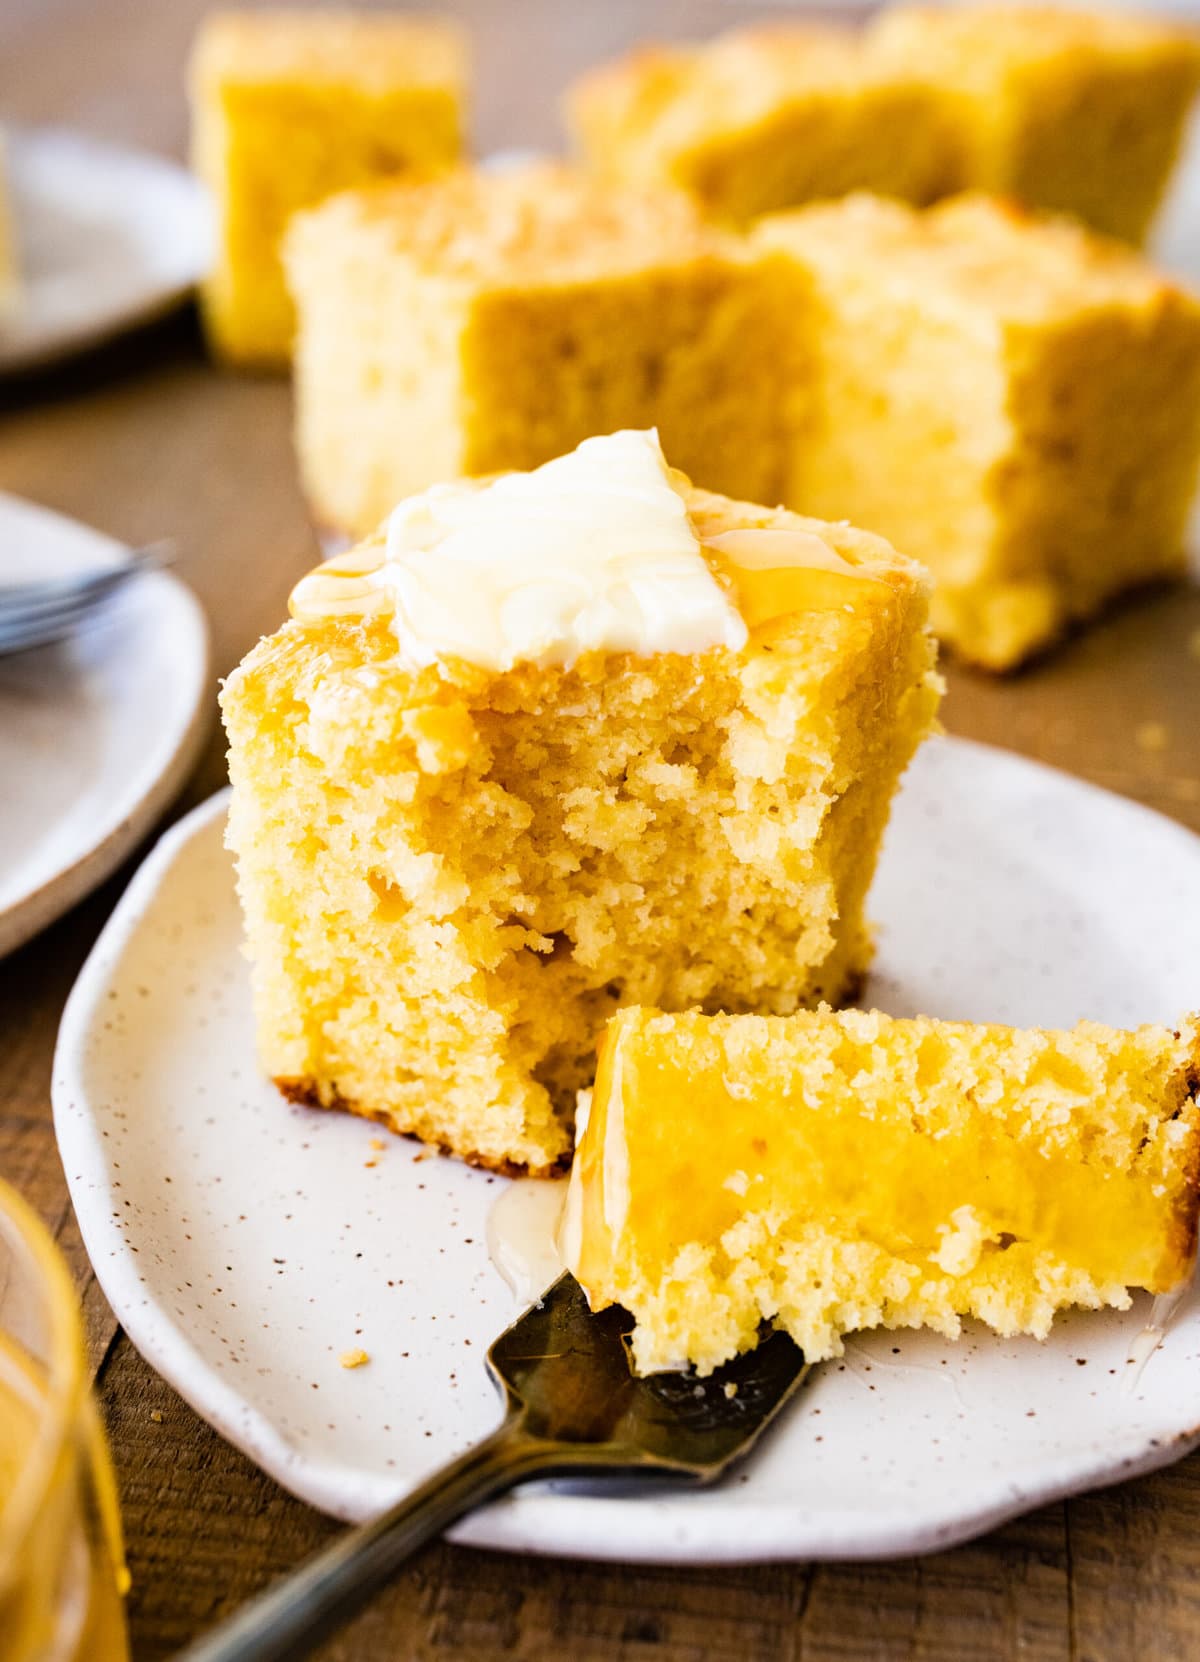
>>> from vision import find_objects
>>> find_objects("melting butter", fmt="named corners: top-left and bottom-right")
top-left (289, 431), bottom-right (890, 664)
top-left (290, 429), bottom-right (747, 670)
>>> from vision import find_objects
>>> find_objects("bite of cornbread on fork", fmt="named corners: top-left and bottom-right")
top-left (564, 1005), bottom-right (1200, 1373)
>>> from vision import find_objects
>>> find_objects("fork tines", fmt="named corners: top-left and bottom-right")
top-left (0, 541), bottom-right (173, 655)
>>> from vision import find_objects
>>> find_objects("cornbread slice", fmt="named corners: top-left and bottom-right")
top-left (871, 4), bottom-right (1200, 245)
top-left (563, 1007), bottom-right (1200, 1373)
top-left (284, 163), bottom-right (784, 537)
top-left (221, 437), bottom-right (939, 1176)
top-left (757, 193), bottom-right (1200, 670)
top-left (565, 24), bottom-right (960, 227)
top-left (190, 9), bottom-right (466, 367)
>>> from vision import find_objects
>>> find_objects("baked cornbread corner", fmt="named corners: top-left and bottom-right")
top-left (757, 192), bottom-right (1200, 671)
top-left (564, 22), bottom-right (961, 226)
top-left (189, 8), bottom-right (467, 368)
top-left (220, 430), bottom-right (939, 1177)
top-left (563, 1006), bottom-right (1200, 1374)
top-left (283, 162), bottom-right (785, 538)
top-left (870, 4), bottom-right (1200, 244)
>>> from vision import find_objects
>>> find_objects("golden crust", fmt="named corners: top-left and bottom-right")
top-left (1168, 1019), bottom-right (1200, 1276)
top-left (286, 162), bottom-right (737, 285)
top-left (191, 10), bottom-right (467, 91)
top-left (274, 1078), bottom-right (567, 1179)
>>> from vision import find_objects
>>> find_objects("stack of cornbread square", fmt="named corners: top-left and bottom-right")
top-left (758, 192), bottom-right (1200, 668)
top-left (569, 5), bottom-right (1200, 240)
top-left (284, 164), bottom-right (781, 537)
top-left (212, 7), bottom-right (1200, 1371)
top-left (191, 9), bottom-right (467, 366)
top-left (282, 160), bottom-right (1200, 670)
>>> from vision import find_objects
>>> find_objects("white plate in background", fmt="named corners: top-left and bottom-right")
top-left (52, 737), bottom-right (1200, 1562)
top-left (0, 493), bottom-right (210, 957)
top-left (0, 127), bottom-right (210, 374)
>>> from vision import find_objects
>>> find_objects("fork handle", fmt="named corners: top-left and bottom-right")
top-left (175, 1418), bottom-right (557, 1662)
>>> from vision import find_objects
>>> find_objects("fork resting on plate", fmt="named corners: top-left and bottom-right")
top-left (176, 1273), bottom-right (810, 1662)
top-left (0, 540), bottom-right (172, 655)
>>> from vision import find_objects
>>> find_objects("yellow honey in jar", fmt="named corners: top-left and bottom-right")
top-left (0, 1180), bottom-right (129, 1662)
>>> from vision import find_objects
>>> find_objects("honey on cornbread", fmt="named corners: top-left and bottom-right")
top-left (283, 162), bottom-right (783, 538)
top-left (565, 24), bottom-right (959, 227)
top-left (189, 9), bottom-right (466, 367)
top-left (870, 4), bottom-right (1200, 245)
top-left (220, 432), bottom-right (939, 1176)
top-left (757, 192), bottom-right (1200, 671)
top-left (563, 1006), bottom-right (1200, 1374)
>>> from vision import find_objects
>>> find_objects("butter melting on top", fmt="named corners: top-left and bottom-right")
top-left (289, 430), bottom-right (883, 666)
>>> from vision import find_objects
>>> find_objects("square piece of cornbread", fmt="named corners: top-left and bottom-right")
top-left (565, 24), bottom-right (959, 227)
top-left (564, 1006), bottom-right (1200, 1372)
top-left (284, 163), bottom-right (784, 537)
top-left (190, 9), bottom-right (466, 367)
top-left (871, 4), bottom-right (1200, 245)
top-left (758, 193), bottom-right (1200, 670)
top-left (221, 438), bottom-right (939, 1176)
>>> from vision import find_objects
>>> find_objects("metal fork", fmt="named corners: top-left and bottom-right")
top-left (177, 1274), bottom-right (810, 1662)
top-left (0, 541), bottom-right (173, 655)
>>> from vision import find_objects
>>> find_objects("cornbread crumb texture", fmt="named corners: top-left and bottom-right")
top-left (872, 5), bottom-right (1200, 244)
top-left (758, 193), bottom-right (1200, 670)
top-left (565, 1006), bottom-right (1200, 1373)
top-left (566, 24), bottom-right (960, 226)
top-left (190, 9), bottom-right (466, 367)
top-left (339, 1348), bottom-right (370, 1369)
top-left (221, 478), bottom-right (939, 1176)
top-left (284, 163), bottom-right (783, 535)
top-left (568, 7), bottom-right (1200, 242)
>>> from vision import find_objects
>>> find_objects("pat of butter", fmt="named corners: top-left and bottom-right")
top-left (290, 430), bottom-right (748, 671)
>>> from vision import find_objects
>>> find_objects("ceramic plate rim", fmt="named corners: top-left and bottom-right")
top-left (0, 126), bottom-right (210, 375)
top-left (52, 739), bottom-right (1200, 1563)
top-left (0, 494), bottom-right (211, 957)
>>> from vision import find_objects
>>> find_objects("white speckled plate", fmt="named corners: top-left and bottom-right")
top-left (0, 493), bottom-right (210, 959)
top-left (0, 128), bottom-right (210, 374)
top-left (53, 737), bottom-right (1200, 1562)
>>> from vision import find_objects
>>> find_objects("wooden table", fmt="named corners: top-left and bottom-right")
top-left (3, 2), bottom-right (1200, 1656)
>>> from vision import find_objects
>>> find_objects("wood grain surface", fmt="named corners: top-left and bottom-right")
top-left (2, 2), bottom-right (1200, 1657)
